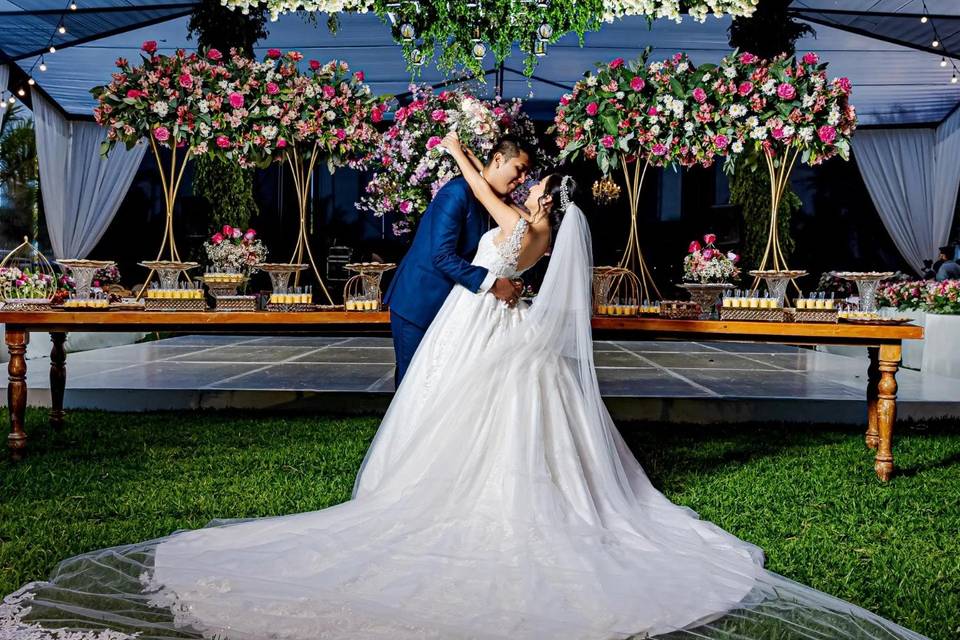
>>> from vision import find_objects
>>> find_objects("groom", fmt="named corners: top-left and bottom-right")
top-left (384, 135), bottom-right (534, 384)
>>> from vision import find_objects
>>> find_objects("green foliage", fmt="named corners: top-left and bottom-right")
top-left (187, 0), bottom-right (267, 233)
top-left (729, 165), bottom-right (801, 270)
top-left (1, 409), bottom-right (958, 639)
top-left (727, 0), bottom-right (814, 59)
top-left (187, 0), bottom-right (268, 56)
top-left (0, 107), bottom-right (39, 245)
top-left (193, 154), bottom-right (260, 232)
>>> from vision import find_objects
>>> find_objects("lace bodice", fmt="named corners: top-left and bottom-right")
top-left (472, 218), bottom-right (529, 279)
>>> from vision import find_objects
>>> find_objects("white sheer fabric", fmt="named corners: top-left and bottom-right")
top-left (0, 65), bottom-right (8, 133)
top-left (853, 109), bottom-right (960, 274)
top-left (32, 89), bottom-right (146, 259)
top-left (0, 207), bottom-right (929, 639)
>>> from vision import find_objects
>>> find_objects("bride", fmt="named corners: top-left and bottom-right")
top-left (2, 135), bottom-right (928, 640)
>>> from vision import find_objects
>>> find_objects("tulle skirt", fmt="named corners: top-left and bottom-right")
top-left (1, 288), bottom-right (929, 640)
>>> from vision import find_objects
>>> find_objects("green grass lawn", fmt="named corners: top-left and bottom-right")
top-left (1, 409), bottom-right (958, 639)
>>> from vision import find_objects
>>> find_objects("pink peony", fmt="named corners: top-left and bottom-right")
top-left (651, 143), bottom-right (667, 156)
top-left (714, 134), bottom-right (729, 149)
top-left (152, 126), bottom-right (170, 142)
top-left (309, 59), bottom-right (321, 71)
top-left (802, 52), bottom-right (820, 65)
top-left (266, 82), bottom-right (279, 95)
top-left (609, 57), bottom-right (625, 70)
top-left (335, 129), bottom-right (346, 140)
top-left (267, 48), bottom-right (282, 59)
top-left (692, 87), bottom-right (707, 103)
top-left (228, 92), bottom-right (244, 109)
top-left (207, 48), bottom-right (223, 61)
top-left (431, 109), bottom-right (447, 122)
top-left (426, 136), bottom-right (442, 150)
top-left (739, 52), bottom-right (758, 64)
top-left (630, 76), bottom-right (645, 91)
top-left (215, 136), bottom-right (231, 149)
top-left (211, 233), bottom-right (224, 245)
top-left (771, 127), bottom-right (785, 140)
top-left (776, 83), bottom-right (796, 100)
top-left (142, 40), bottom-right (158, 54)
top-left (277, 138), bottom-right (287, 148)
top-left (586, 102), bottom-right (599, 116)
top-left (836, 77), bottom-right (852, 92)
top-left (688, 240), bottom-right (701, 253)
top-left (704, 233), bottom-right (717, 245)
top-left (601, 135), bottom-right (615, 148)
top-left (818, 125), bottom-right (837, 144)
top-left (399, 201), bottom-right (412, 214)
top-left (738, 81), bottom-right (754, 96)
top-left (322, 85), bottom-right (336, 98)
top-left (178, 73), bottom-right (193, 89)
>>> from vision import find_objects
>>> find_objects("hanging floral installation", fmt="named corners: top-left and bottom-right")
top-left (358, 84), bottom-right (536, 236)
top-left (219, 1), bottom-right (758, 76)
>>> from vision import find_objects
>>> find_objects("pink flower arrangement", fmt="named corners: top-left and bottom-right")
top-left (683, 234), bottom-right (740, 284)
top-left (203, 227), bottom-right (268, 275)
top-left (359, 85), bottom-right (536, 236)
top-left (879, 279), bottom-right (960, 314)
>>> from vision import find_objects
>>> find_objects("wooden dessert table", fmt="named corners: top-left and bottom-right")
top-left (1, 310), bottom-right (922, 481)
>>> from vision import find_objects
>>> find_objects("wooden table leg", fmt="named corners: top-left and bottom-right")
top-left (865, 347), bottom-right (880, 449)
top-left (6, 328), bottom-right (28, 461)
top-left (49, 332), bottom-right (67, 430)
top-left (874, 343), bottom-right (901, 482)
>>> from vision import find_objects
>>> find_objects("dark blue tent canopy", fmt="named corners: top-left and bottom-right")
top-left (1, 0), bottom-right (959, 125)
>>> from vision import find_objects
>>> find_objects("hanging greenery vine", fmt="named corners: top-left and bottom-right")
top-left (187, 0), bottom-right (268, 232)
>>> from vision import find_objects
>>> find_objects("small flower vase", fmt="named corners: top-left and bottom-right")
top-left (678, 282), bottom-right (735, 319)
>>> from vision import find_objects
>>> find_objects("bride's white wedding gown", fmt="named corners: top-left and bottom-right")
top-left (2, 208), bottom-right (928, 640)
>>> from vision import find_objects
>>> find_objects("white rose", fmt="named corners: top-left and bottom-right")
top-left (732, 140), bottom-right (744, 153)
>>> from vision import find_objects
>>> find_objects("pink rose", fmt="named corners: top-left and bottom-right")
top-left (688, 240), bottom-right (701, 253)
top-left (738, 81), bottom-right (754, 96)
top-left (426, 136), bottom-right (442, 150)
top-left (267, 48), bottom-right (282, 59)
top-left (739, 52), bottom-right (758, 64)
top-left (728, 252), bottom-right (740, 263)
top-left (609, 57), bottom-right (625, 70)
top-left (243, 229), bottom-right (256, 242)
top-left (601, 135), bottom-right (615, 148)
top-left (802, 52), bottom-right (819, 65)
top-left (152, 126), bottom-right (169, 142)
top-left (818, 125), bottom-right (837, 144)
top-left (399, 201), bottom-right (412, 214)
top-left (232, 228), bottom-right (242, 239)
top-left (335, 129), bottom-right (346, 140)
top-left (178, 73), bottom-right (193, 89)
top-left (630, 76), bottom-right (645, 91)
top-left (266, 82), bottom-right (280, 95)
top-left (692, 87), bottom-right (707, 103)
top-left (836, 77), bottom-right (852, 92)
top-left (142, 40), bottom-right (158, 54)
top-left (431, 109), bottom-right (447, 122)
top-left (354, 70), bottom-right (365, 82)
top-left (651, 143), bottom-right (667, 156)
top-left (215, 136), bottom-right (231, 149)
top-left (714, 134), bottom-right (729, 149)
top-left (322, 85), bottom-right (336, 98)
top-left (776, 83), bottom-right (796, 100)
top-left (647, 106), bottom-right (658, 116)
top-left (228, 92), bottom-right (244, 109)
top-left (126, 89), bottom-right (143, 99)
top-left (702, 248), bottom-right (715, 260)
top-left (211, 233), bottom-right (224, 245)
top-left (559, 95), bottom-right (571, 106)
top-left (309, 59), bottom-right (320, 71)
top-left (704, 233), bottom-right (717, 245)
top-left (277, 138), bottom-right (287, 148)
top-left (371, 107), bottom-right (383, 123)
top-left (207, 48), bottom-right (223, 61)
top-left (586, 102), bottom-right (599, 116)
top-left (222, 225), bottom-right (234, 237)
top-left (771, 127), bottom-right (785, 140)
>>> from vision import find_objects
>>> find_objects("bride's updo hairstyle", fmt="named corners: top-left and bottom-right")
top-left (538, 174), bottom-right (579, 229)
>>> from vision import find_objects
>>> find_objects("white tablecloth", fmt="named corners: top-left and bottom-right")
top-left (920, 313), bottom-right (960, 379)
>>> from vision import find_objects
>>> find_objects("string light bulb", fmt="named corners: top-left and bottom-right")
top-left (16, 88), bottom-right (25, 97)
top-left (921, 15), bottom-right (928, 24)
top-left (7, 97), bottom-right (15, 105)
top-left (49, 45), bottom-right (56, 53)
top-left (70, 2), bottom-right (77, 9)
top-left (941, 57), bottom-right (948, 67)
top-left (39, 60), bottom-right (47, 71)
top-left (58, 25), bottom-right (66, 34)
top-left (27, 78), bottom-right (35, 86)
top-left (953, 74), bottom-right (958, 84)
top-left (932, 39), bottom-right (940, 48)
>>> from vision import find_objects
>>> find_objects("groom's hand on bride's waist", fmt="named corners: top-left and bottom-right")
top-left (490, 277), bottom-right (523, 307)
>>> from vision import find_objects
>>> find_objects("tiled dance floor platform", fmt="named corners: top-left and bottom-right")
top-left (15, 335), bottom-right (960, 423)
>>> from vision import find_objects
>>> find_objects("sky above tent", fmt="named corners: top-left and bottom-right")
top-left (2, 0), bottom-right (959, 126)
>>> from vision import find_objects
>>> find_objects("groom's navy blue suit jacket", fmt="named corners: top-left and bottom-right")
top-left (384, 177), bottom-right (490, 329)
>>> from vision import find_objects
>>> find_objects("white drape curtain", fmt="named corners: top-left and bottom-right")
top-left (32, 89), bottom-right (146, 259)
top-left (0, 65), bottom-right (9, 132)
top-left (853, 108), bottom-right (960, 274)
